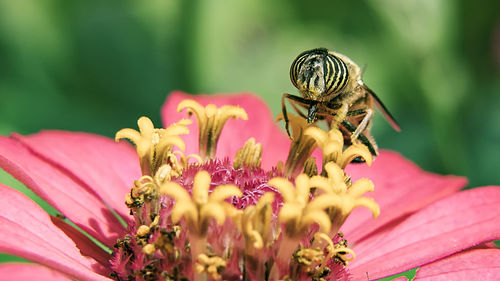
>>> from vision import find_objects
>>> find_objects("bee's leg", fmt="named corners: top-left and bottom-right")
top-left (334, 103), bottom-right (349, 128)
top-left (289, 99), bottom-right (308, 119)
top-left (322, 102), bottom-right (348, 129)
top-left (341, 120), bottom-right (378, 156)
top-left (281, 94), bottom-right (292, 137)
top-left (282, 94), bottom-right (313, 138)
top-left (347, 108), bottom-right (373, 140)
top-left (318, 103), bottom-right (349, 128)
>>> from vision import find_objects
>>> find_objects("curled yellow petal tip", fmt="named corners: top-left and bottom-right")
top-left (177, 99), bottom-right (249, 160)
top-left (115, 116), bottom-right (190, 177)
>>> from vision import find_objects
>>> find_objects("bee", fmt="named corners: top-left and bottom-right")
top-left (282, 48), bottom-right (400, 156)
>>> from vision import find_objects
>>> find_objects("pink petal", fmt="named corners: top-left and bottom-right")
top-left (0, 136), bottom-right (125, 246)
top-left (161, 91), bottom-right (291, 169)
top-left (342, 150), bottom-right (466, 243)
top-left (414, 249), bottom-right (500, 280)
top-left (348, 186), bottom-right (500, 280)
top-left (0, 263), bottom-right (72, 281)
top-left (468, 241), bottom-right (499, 249)
top-left (50, 216), bottom-right (111, 271)
top-left (0, 184), bottom-right (111, 281)
top-left (13, 131), bottom-right (140, 221)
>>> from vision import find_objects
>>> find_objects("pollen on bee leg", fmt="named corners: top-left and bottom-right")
top-left (332, 103), bottom-right (349, 127)
top-left (177, 99), bottom-right (248, 160)
top-left (233, 137), bottom-right (263, 169)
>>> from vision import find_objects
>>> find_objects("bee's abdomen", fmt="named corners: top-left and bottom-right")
top-left (290, 48), bottom-right (349, 98)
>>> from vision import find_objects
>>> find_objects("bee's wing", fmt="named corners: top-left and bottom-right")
top-left (364, 85), bottom-right (401, 131)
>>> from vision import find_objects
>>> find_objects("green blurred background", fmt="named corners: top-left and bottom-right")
top-left (0, 0), bottom-right (499, 275)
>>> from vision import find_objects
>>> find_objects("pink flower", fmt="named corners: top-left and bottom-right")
top-left (0, 91), bottom-right (499, 280)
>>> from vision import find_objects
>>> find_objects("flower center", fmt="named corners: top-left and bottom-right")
top-left (112, 99), bottom-right (379, 281)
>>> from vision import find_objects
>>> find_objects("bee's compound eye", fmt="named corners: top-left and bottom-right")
top-left (290, 51), bottom-right (309, 88)
top-left (290, 49), bottom-right (326, 89)
top-left (323, 53), bottom-right (349, 95)
top-left (290, 48), bottom-right (349, 96)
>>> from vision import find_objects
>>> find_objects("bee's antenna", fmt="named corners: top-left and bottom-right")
top-left (366, 272), bottom-right (370, 281)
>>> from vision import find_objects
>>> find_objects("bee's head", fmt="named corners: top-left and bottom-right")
top-left (290, 48), bottom-right (349, 100)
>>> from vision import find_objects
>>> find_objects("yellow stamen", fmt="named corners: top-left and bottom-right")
top-left (331, 246), bottom-right (356, 265)
top-left (310, 162), bottom-right (380, 236)
top-left (269, 174), bottom-right (341, 237)
top-left (277, 113), bottom-right (318, 178)
top-left (312, 232), bottom-right (334, 268)
top-left (115, 116), bottom-right (191, 176)
top-left (303, 157), bottom-right (318, 177)
top-left (125, 175), bottom-right (156, 219)
top-left (125, 175), bottom-right (159, 225)
top-left (305, 126), bottom-right (372, 172)
top-left (195, 254), bottom-right (226, 280)
top-left (294, 247), bottom-right (324, 268)
top-left (136, 225), bottom-right (150, 237)
top-left (149, 215), bottom-right (159, 229)
top-left (173, 150), bottom-right (202, 169)
top-left (268, 172), bottom-right (351, 280)
top-left (309, 232), bottom-right (356, 268)
top-left (159, 170), bottom-right (242, 267)
top-left (154, 164), bottom-right (177, 186)
top-left (114, 100), bottom-right (383, 280)
top-left (131, 176), bottom-right (156, 199)
top-left (312, 232), bottom-right (334, 249)
top-left (177, 99), bottom-right (248, 160)
top-left (143, 244), bottom-right (156, 255)
top-left (235, 193), bottom-right (274, 280)
top-left (233, 138), bottom-right (263, 169)
top-left (241, 192), bottom-right (274, 250)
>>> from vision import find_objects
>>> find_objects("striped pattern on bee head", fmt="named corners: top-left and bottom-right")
top-left (290, 48), bottom-right (349, 101)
